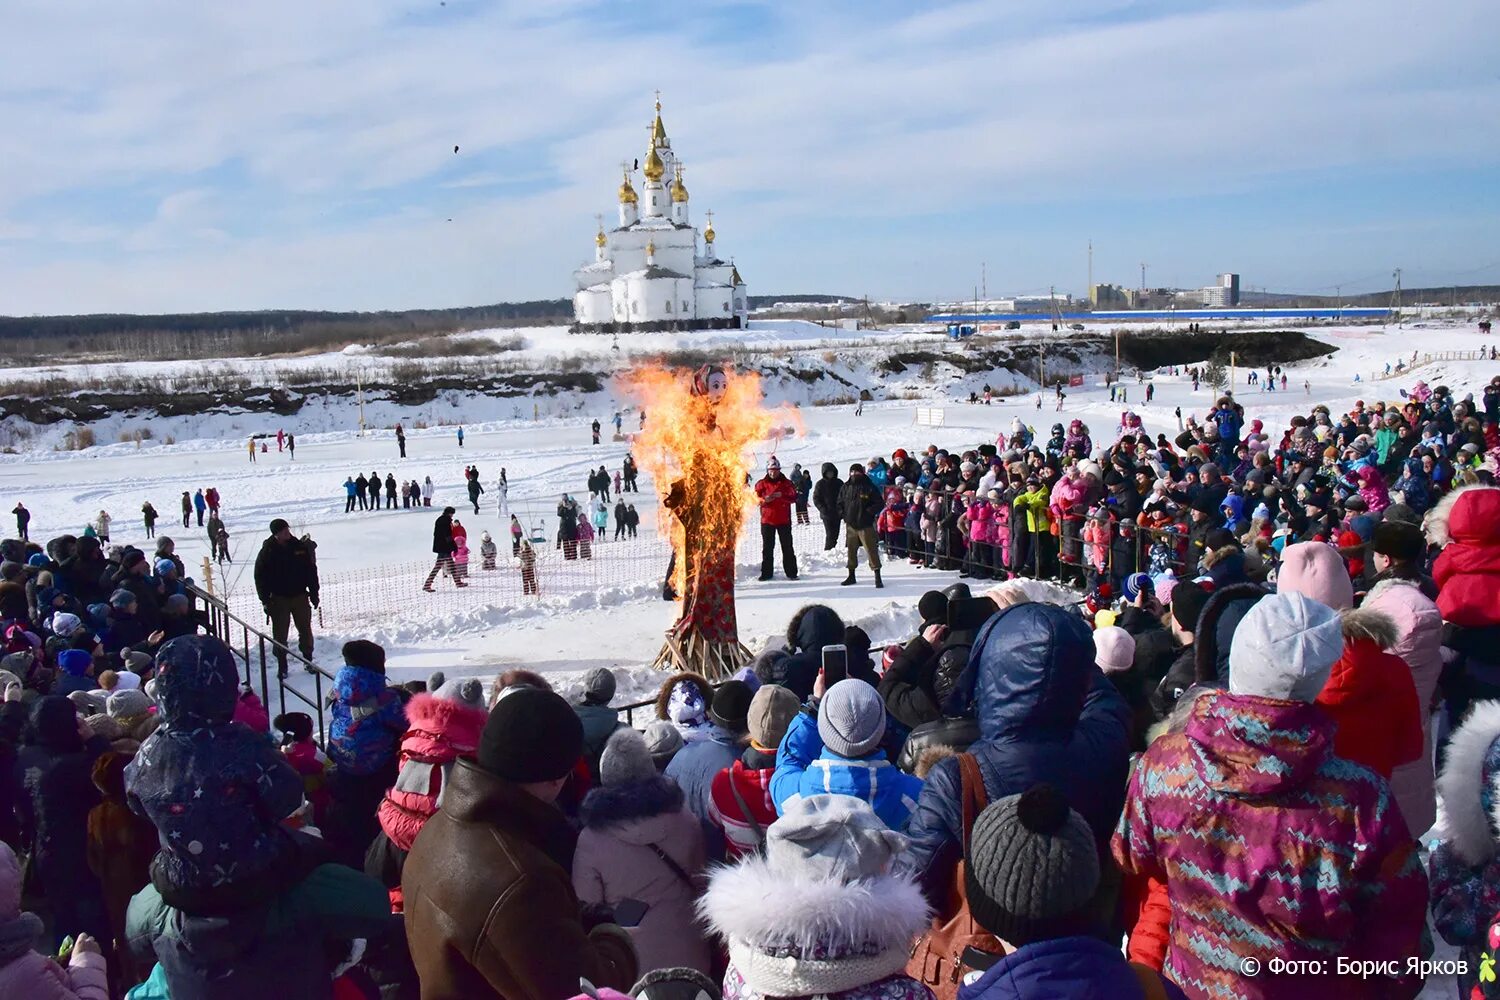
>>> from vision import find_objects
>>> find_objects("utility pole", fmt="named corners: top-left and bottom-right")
top-left (356, 371), bottom-right (367, 437)
top-left (1230, 351), bottom-right (1237, 391)
top-left (1088, 241), bottom-right (1093, 301)
top-left (981, 262), bottom-right (987, 302)
top-left (1335, 285), bottom-right (1342, 323)
top-left (1390, 268), bottom-right (1403, 328)
top-left (1140, 261), bottom-right (1148, 291)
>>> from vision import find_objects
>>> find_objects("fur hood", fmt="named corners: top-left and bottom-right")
top-left (700, 855), bottom-right (929, 998)
top-left (655, 671), bottom-right (712, 721)
top-left (1339, 607), bottom-right (1398, 648)
top-left (1425, 484), bottom-right (1499, 548)
top-left (1435, 700), bottom-right (1500, 866)
top-left (403, 692), bottom-right (486, 744)
top-left (579, 774), bottom-right (685, 830)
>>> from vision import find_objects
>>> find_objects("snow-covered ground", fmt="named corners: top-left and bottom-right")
top-left (3, 315), bottom-right (1493, 994)
top-left (4, 317), bottom-right (1494, 706)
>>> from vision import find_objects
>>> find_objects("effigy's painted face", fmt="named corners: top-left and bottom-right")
top-left (705, 371), bottom-right (728, 401)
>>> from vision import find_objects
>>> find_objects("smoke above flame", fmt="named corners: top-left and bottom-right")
top-left (620, 364), bottom-right (799, 598)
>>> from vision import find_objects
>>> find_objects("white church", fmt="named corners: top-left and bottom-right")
top-left (572, 96), bottom-right (747, 333)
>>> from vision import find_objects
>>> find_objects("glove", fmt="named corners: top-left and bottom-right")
top-left (262, 604), bottom-right (273, 620)
top-left (310, 595), bottom-right (320, 610)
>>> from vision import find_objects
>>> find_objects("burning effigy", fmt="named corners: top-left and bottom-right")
top-left (622, 363), bottom-right (781, 679)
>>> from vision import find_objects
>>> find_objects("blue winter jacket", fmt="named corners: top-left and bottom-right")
top-left (664, 726), bottom-right (740, 824)
top-left (902, 603), bottom-right (1130, 883)
top-left (770, 710), bottom-right (924, 831)
top-left (958, 936), bottom-right (1187, 1000)
top-left (326, 665), bottom-right (406, 777)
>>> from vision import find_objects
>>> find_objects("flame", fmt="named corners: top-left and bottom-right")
top-left (620, 364), bottom-right (798, 602)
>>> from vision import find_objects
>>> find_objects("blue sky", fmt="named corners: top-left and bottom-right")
top-left (0, 0), bottom-right (1495, 314)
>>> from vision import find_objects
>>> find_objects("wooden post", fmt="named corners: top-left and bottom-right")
top-left (201, 557), bottom-right (215, 598)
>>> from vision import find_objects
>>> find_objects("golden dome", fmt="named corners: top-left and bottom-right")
top-left (618, 169), bottom-right (638, 205)
top-left (643, 142), bottom-right (665, 182)
top-left (703, 209), bottom-right (715, 243)
top-left (646, 240), bottom-right (656, 257)
top-left (652, 92), bottom-right (668, 145)
top-left (669, 165), bottom-right (689, 203)
top-left (595, 227), bottom-right (607, 248)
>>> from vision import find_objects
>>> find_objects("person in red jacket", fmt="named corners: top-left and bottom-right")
top-left (709, 685), bottom-right (799, 858)
top-left (754, 457), bottom-right (799, 582)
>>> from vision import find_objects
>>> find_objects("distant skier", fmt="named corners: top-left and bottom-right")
top-left (141, 501), bottom-right (158, 539)
top-left (591, 419), bottom-right (601, 445)
top-left (456, 426), bottom-right (465, 448)
top-left (396, 422), bottom-right (407, 459)
top-left (11, 502), bottom-right (29, 542)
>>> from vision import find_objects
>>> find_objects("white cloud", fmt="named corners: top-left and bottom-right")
top-left (0, 0), bottom-right (1494, 312)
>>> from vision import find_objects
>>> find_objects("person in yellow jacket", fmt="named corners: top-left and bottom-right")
top-left (1012, 478), bottom-right (1050, 577)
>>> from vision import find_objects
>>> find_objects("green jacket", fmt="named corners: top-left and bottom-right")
top-left (1374, 426), bottom-right (1398, 464)
top-left (1014, 488), bottom-right (1052, 533)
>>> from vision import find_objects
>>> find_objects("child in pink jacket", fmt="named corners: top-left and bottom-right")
top-left (369, 673), bottom-right (488, 911)
top-left (0, 843), bottom-right (108, 1000)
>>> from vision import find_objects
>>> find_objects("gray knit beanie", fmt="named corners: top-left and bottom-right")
top-left (642, 720), bottom-right (683, 770)
top-left (600, 727), bottom-right (657, 787)
top-left (964, 784), bottom-right (1100, 946)
top-left (431, 673), bottom-right (486, 711)
top-left (817, 679), bottom-right (885, 759)
top-left (767, 794), bottom-right (907, 882)
top-left (107, 688), bottom-right (153, 720)
top-left (584, 667), bottom-right (617, 706)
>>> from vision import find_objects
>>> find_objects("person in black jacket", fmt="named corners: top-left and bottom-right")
top-left (367, 471), bottom-right (382, 514)
top-left (253, 519), bottom-right (320, 678)
top-left (385, 474), bottom-right (398, 510)
top-left (838, 464), bottom-right (883, 587)
top-left (59, 535), bottom-right (112, 608)
top-left (354, 473), bottom-right (369, 511)
top-left (422, 507), bottom-right (464, 592)
top-left (811, 463), bottom-right (843, 551)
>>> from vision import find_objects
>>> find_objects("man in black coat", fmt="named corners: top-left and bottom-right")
top-left (253, 519), bottom-right (320, 678)
top-left (423, 507), bottom-right (464, 591)
top-left (811, 463), bottom-right (844, 551)
top-left (838, 464), bottom-right (883, 588)
top-left (354, 474), bottom-right (369, 511)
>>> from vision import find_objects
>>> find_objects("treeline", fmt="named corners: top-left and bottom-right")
top-left (0, 300), bottom-right (572, 363)
top-left (1242, 285), bottom-right (1499, 309)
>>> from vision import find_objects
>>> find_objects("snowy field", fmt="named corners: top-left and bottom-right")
top-left (1, 318), bottom-right (1495, 714)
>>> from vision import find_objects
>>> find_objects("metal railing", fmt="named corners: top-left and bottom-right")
top-left (189, 582), bottom-right (336, 744)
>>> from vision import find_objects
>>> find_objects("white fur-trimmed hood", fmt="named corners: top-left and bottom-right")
top-left (699, 854), bottom-right (929, 956)
top-left (1425, 484), bottom-right (1500, 548)
top-left (700, 855), bottom-right (930, 998)
top-left (1436, 700), bottom-right (1500, 866)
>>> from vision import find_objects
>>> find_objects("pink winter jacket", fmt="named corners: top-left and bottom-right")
top-left (967, 501), bottom-right (996, 544)
top-left (376, 693), bottom-right (487, 852)
top-left (1049, 475), bottom-right (1086, 521)
top-left (992, 502), bottom-right (1011, 564)
top-left (1081, 512), bottom-right (1110, 573)
top-left (1354, 466), bottom-right (1391, 513)
top-left (0, 949), bottom-right (108, 1000)
top-left (1363, 577), bottom-right (1444, 837)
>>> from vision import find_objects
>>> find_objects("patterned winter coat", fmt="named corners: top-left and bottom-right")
top-left (327, 664), bottom-right (407, 777)
top-left (990, 502), bottom-right (1011, 565)
top-left (1430, 701), bottom-right (1500, 948)
top-left (1113, 691), bottom-right (1427, 999)
top-left (921, 495), bottom-right (943, 545)
top-left (377, 693), bottom-right (487, 852)
top-left (124, 636), bottom-right (305, 913)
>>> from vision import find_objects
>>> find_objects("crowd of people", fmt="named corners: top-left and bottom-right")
top-left (0, 370), bottom-right (1498, 999)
